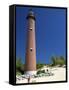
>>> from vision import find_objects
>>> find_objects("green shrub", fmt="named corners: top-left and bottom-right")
top-left (37, 70), bottom-right (45, 74)
top-left (16, 72), bottom-right (22, 76)
top-left (36, 64), bottom-right (44, 69)
top-left (16, 58), bottom-right (25, 75)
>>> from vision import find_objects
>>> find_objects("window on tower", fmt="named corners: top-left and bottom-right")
top-left (30, 48), bottom-right (33, 51)
top-left (29, 28), bottom-right (32, 31)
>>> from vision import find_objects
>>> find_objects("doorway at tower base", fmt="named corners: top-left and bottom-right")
top-left (24, 71), bottom-right (36, 76)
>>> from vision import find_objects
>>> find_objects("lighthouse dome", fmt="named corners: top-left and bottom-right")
top-left (26, 9), bottom-right (35, 20)
top-left (28, 10), bottom-right (34, 16)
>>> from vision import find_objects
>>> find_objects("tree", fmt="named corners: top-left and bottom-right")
top-left (16, 58), bottom-right (24, 75)
top-left (60, 56), bottom-right (65, 60)
top-left (51, 56), bottom-right (57, 66)
top-left (51, 56), bottom-right (66, 66)
top-left (16, 58), bottom-right (22, 69)
top-left (59, 56), bottom-right (66, 66)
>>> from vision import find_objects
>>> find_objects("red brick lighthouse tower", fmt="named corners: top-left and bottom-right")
top-left (24, 9), bottom-right (36, 75)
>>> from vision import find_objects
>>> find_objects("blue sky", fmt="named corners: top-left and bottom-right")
top-left (16, 6), bottom-right (66, 64)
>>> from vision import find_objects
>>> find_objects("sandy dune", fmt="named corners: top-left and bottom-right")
top-left (16, 67), bottom-right (66, 83)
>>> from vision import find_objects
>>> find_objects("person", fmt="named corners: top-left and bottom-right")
top-left (28, 76), bottom-right (31, 83)
top-left (47, 69), bottom-right (48, 72)
top-left (47, 69), bottom-right (50, 76)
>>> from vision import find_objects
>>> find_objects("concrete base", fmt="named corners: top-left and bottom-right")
top-left (24, 71), bottom-right (36, 76)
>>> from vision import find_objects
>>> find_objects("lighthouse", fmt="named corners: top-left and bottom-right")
top-left (24, 9), bottom-right (36, 75)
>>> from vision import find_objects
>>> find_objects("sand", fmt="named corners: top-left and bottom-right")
top-left (16, 67), bottom-right (66, 83)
